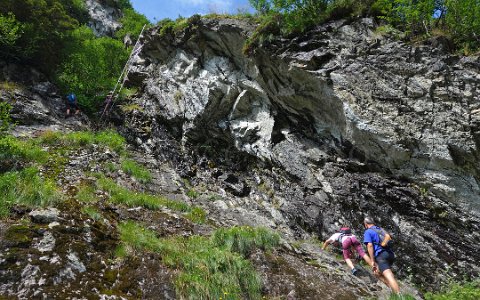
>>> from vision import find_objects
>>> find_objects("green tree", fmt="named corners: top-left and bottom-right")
top-left (56, 26), bottom-right (129, 113)
top-left (0, 0), bottom-right (80, 71)
top-left (0, 13), bottom-right (23, 59)
top-left (445, 0), bottom-right (480, 50)
top-left (249, 0), bottom-right (273, 14)
top-left (115, 8), bottom-right (149, 41)
top-left (0, 13), bottom-right (22, 47)
top-left (373, 0), bottom-right (435, 35)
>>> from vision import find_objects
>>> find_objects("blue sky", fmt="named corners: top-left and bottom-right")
top-left (130, 0), bottom-right (255, 22)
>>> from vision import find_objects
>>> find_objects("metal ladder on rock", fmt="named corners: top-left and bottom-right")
top-left (101, 24), bottom-right (147, 119)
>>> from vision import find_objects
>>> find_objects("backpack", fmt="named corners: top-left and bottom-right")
top-left (371, 227), bottom-right (393, 249)
top-left (337, 227), bottom-right (352, 244)
top-left (67, 93), bottom-right (76, 103)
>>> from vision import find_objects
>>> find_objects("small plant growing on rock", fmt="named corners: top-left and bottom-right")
top-left (186, 188), bottom-right (198, 199)
top-left (0, 101), bottom-right (14, 136)
top-left (173, 90), bottom-right (183, 104)
top-left (424, 279), bottom-right (480, 300)
top-left (120, 159), bottom-right (152, 183)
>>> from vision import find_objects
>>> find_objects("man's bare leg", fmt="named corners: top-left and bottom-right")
top-left (382, 269), bottom-right (400, 293)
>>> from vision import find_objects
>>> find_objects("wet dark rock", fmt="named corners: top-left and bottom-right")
top-left (29, 208), bottom-right (60, 224)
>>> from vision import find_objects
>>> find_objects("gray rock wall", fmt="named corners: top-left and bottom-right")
top-left (85, 0), bottom-right (122, 37)
top-left (125, 17), bottom-right (480, 288)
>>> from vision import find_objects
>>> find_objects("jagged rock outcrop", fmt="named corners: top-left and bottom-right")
top-left (85, 0), bottom-right (122, 37)
top-left (0, 61), bottom-right (89, 134)
top-left (124, 17), bottom-right (480, 290)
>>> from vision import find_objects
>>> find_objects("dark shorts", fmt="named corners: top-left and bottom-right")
top-left (67, 102), bottom-right (78, 110)
top-left (341, 236), bottom-right (366, 260)
top-left (375, 250), bottom-right (395, 273)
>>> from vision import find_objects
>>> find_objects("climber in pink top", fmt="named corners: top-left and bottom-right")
top-left (322, 227), bottom-right (373, 275)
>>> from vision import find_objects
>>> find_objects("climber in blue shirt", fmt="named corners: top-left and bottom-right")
top-left (66, 93), bottom-right (79, 116)
top-left (363, 216), bottom-right (400, 294)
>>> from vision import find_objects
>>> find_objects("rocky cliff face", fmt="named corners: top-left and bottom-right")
top-left (124, 17), bottom-right (480, 289)
top-left (85, 0), bottom-right (122, 37)
top-left (0, 61), bottom-right (89, 134)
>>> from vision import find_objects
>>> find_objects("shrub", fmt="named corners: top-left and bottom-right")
top-left (0, 13), bottom-right (23, 56)
top-left (0, 167), bottom-right (60, 218)
top-left (0, 0), bottom-right (80, 71)
top-left (115, 8), bottom-right (149, 41)
top-left (56, 26), bottom-right (129, 113)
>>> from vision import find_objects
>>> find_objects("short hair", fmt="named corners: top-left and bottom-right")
top-left (364, 216), bottom-right (375, 224)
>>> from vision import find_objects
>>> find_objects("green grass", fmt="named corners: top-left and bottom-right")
top-left (212, 226), bottom-right (280, 257)
top-left (82, 206), bottom-right (103, 221)
top-left (0, 136), bottom-right (48, 166)
top-left (36, 130), bottom-right (126, 154)
top-left (118, 222), bottom-right (279, 299)
top-left (96, 176), bottom-right (207, 222)
top-left (120, 159), bottom-right (152, 183)
top-left (76, 183), bottom-right (98, 203)
top-left (425, 280), bottom-right (480, 300)
top-left (185, 207), bottom-right (207, 224)
top-left (105, 162), bottom-right (119, 173)
top-left (0, 167), bottom-right (60, 218)
top-left (186, 188), bottom-right (198, 199)
top-left (388, 294), bottom-right (416, 300)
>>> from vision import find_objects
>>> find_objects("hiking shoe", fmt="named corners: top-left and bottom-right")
top-left (352, 268), bottom-right (359, 276)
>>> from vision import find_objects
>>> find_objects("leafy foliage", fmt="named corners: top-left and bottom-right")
top-left (444, 0), bottom-right (480, 51)
top-left (0, 13), bottom-right (23, 54)
top-left (247, 0), bottom-right (480, 52)
top-left (0, 0), bottom-right (82, 69)
top-left (56, 26), bottom-right (129, 113)
top-left (115, 8), bottom-right (149, 41)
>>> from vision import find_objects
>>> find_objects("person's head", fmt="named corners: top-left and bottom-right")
top-left (363, 216), bottom-right (375, 229)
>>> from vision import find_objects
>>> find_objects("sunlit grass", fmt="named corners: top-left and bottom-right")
top-left (0, 167), bottom-right (60, 218)
top-left (121, 159), bottom-right (152, 183)
top-left (118, 222), bottom-right (280, 299)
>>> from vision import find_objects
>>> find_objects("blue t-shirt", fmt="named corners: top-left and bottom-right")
top-left (363, 226), bottom-right (385, 257)
top-left (67, 94), bottom-right (76, 103)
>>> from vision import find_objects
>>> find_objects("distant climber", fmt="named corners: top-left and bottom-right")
top-left (65, 93), bottom-right (79, 117)
top-left (363, 216), bottom-right (400, 294)
top-left (322, 226), bottom-right (373, 275)
top-left (101, 91), bottom-right (114, 117)
top-left (123, 33), bottom-right (133, 49)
